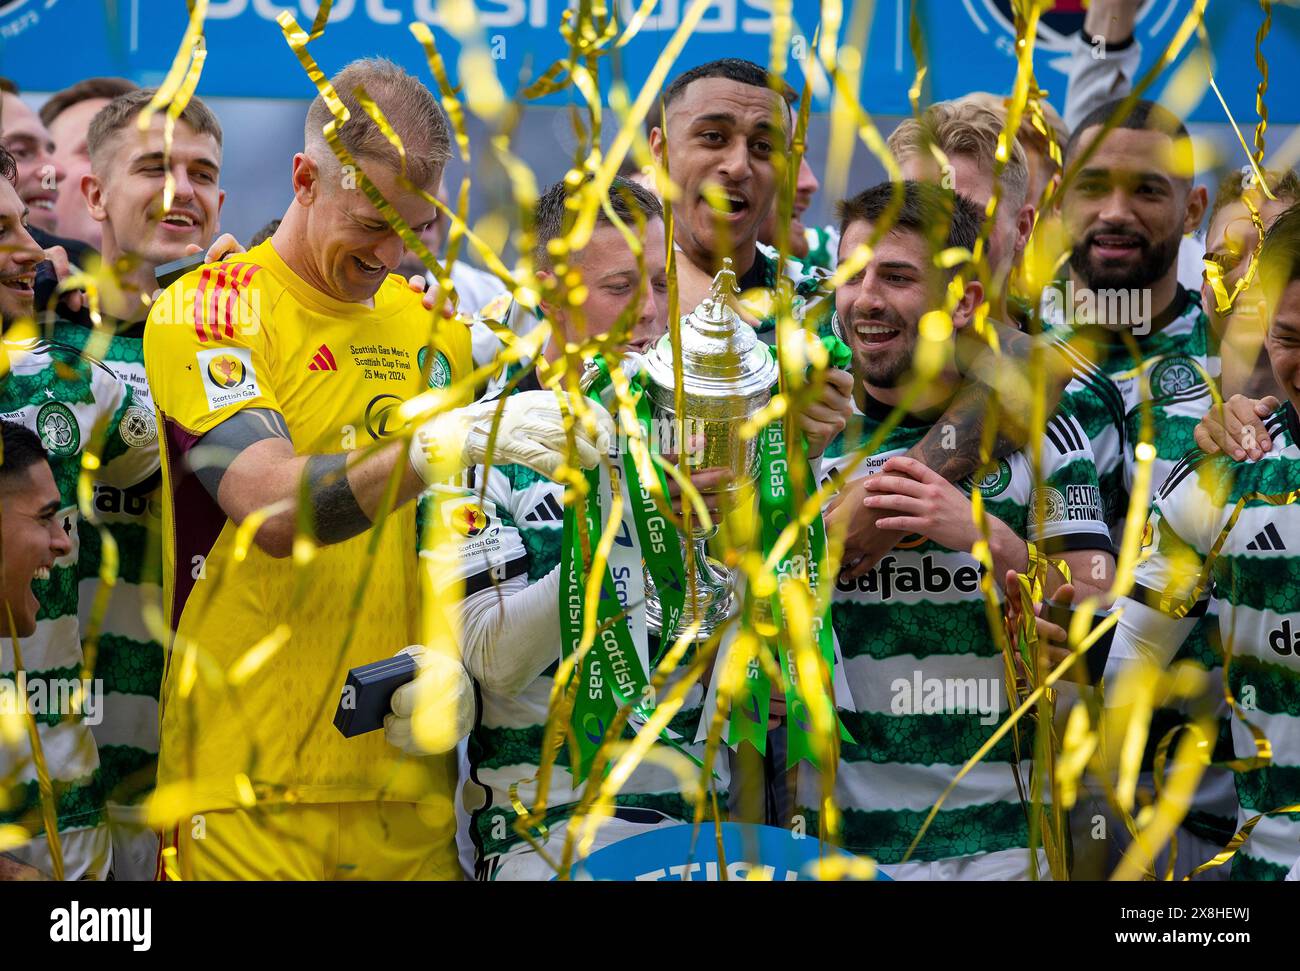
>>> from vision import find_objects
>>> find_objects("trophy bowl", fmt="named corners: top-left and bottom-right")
top-left (641, 259), bottom-right (779, 642)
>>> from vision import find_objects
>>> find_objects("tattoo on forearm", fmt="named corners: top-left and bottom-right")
top-left (911, 383), bottom-right (1019, 483)
top-left (305, 452), bottom-right (372, 545)
top-left (923, 321), bottom-right (1060, 482)
top-left (191, 408), bottom-right (291, 501)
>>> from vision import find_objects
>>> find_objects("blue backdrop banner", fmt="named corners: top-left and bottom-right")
top-left (0, 2), bottom-right (1294, 121)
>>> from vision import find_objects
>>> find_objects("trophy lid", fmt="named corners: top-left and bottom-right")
top-left (643, 258), bottom-right (778, 399)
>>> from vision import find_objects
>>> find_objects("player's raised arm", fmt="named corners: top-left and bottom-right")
top-left (189, 390), bottom-right (610, 558)
top-left (144, 136), bottom-right (610, 561)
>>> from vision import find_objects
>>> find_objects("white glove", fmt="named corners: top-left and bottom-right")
top-left (384, 646), bottom-right (475, 756)
top-left (409, 389), bottom-right (615, 482)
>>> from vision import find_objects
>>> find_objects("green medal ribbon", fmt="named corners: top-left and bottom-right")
top-left (723, 594), bottom-right (773, 755)
top-left (559, 357), bottom-right (688, 783)
top-left (728, 336), bottom-right (854, 767)
top-left (559, 486), bottom-right (623, 782)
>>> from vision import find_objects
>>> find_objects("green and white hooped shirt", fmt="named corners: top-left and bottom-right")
top-left (796, 393), bottom-right (1113, 868)
top-left (1111, 403), bottom-right (1300, 880)
top-left (1046, 285), bottom-right (1237, 846)
top-left (1043, 285), bottom-right (1220, 511)
top-left (0, 337), bottom-right (159, 879)
top-left (422, 373), bottom-right (727, 872)
top-left (52, 320), bottom-right (163, 820)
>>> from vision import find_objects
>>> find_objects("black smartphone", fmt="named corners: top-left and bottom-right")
top-left (333, 653), bottom-right (420, 738)
top-left (154, 252), bottom-right (208, 291)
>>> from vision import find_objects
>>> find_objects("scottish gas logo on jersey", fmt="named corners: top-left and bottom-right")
top-left (197, 347), bottom-right (261, 410)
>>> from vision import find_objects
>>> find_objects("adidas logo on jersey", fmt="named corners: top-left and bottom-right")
top-left (1246, 523), bottom-right (1286, 552)
top-left (308, 345), bottom-right (338, 371)
top-left (523, 493), bottom-right (564, 523)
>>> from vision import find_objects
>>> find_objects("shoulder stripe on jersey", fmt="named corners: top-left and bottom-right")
top-left (1046, 414), bottom-right (1070, 451)
top-left (1051, 339), bottom-right (1127, 431)
top-left (1157, 448), bottom-right (1211, 499)
top-left (191, 261), bottom-right (262, 342)
top-left (1053, 338), bottom-right (1112, 393)
top-left (1050, 413), bottom-right (1081, 454)
top-left (463, 554), bottom-right (530, 598)
top-left (204, 263), bottom-right (235, 342)
top-left (1043, 421), bottom-right (1068, 456)
top-left (192, 266), bottom-right (214, 341)
top-left (205, 263), bottom-right (236, 343)
top-left (220, 264), bottom-right (262, 339)
top-left (1157, 451), bottom-right (1199, 499)
top-left (1051, 334), bottom-right (1122, 402)
top-left (213, 264), bottom-right (244, 341)
top-left (1130, 580), bottom-right (1208, 618)
top-left (1046, 413), bottom-right (1083, 454)
top-left (208, 263), bottom-right (241, 343)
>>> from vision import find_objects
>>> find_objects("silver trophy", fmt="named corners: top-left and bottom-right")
top-left (641, 259), bottom-right (779, 642)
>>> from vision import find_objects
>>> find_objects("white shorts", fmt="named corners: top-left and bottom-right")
top-left (480, 808), bottom-right (679, 881)
top-left (106, 803), bottom-right (160, 882)
top-left (7, 823), bottom-right (112, 880)
top-left (879, 847), bottom-right (1050, 881)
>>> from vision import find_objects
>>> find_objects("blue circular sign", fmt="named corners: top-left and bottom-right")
top-left (563, 822), bottom-right (891, 882)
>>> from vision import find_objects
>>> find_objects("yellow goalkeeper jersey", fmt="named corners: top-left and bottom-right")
top-left (143, 240), bottom-right (472, 816)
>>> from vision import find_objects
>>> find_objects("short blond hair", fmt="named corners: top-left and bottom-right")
top-left (958, 91), bottom-right (1067, 171)
top-left (888, 100), bottom-right (1029, 207)
top-left (305, 58), bottom-right (449, 189)
top-left (87, 89), bottom-right (223, 168)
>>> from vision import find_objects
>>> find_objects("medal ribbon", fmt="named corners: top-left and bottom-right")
top-left (559, 358), bottom-right (687, 782)
top-left (729, 336), bottom-right (855, 767)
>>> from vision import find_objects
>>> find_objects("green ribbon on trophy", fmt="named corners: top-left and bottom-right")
top-left (559, 258), bottom-right (856, 781)
top-left (559, 356), bottom-right (688, 783)
top-left (726, 336), bottom-right (855, 769)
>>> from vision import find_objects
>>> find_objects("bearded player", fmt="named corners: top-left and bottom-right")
top-left (1050, 98), bottom-right (1235, 877)
top-left (802, 182), bottom-right (1115, 879)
